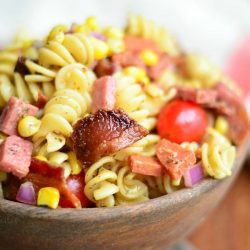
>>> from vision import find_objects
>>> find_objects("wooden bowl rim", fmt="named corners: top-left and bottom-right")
top-left (0, 136), bottom-right (248, 223)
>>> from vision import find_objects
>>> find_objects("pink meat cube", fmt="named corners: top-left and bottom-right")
top-left (92, 76), bottom-right (116, 113)
top-left (128, 155), bottom-right (163, 177)
top-left (0, 96), bottom-right (38, 136)
top-left (0, 135), bottom-right (33, 178)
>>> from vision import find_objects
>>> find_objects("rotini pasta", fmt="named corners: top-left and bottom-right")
top-left (33, 88), bottom-right (91, 155)
top-left (39, 33), bottom-right (96, 68)
top-left (84, 156), bottom-right (119, 207)
top-left (126, 13), bottom-right (179, 56)
top-left (201, 128), bottom-right (236, 179)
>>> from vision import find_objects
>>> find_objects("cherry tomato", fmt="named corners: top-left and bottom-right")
top-left (157, 100), bottom-right (208, 143)
top-left (59, 173), bottom-right (92, 208)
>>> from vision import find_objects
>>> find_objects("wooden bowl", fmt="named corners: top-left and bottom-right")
top-left (0, 136), bottom-right (249, 250)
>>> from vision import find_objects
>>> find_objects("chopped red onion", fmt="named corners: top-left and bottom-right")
top-left (90, 32), bottom-right (106, 41)
top-left (184, 163), bottom-right (204, 187)
top-left (16, 181), bottom-right (36, 205)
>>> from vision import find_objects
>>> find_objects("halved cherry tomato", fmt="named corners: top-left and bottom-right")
top-left (157, 100), bottom-right (208, 143)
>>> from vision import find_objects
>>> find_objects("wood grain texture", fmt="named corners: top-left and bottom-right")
top-left (0, 137), bottom-right (249, 250)
top-left (189, 159), bottom-right (250, 250)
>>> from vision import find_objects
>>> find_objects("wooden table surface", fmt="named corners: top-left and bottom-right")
top-left (189, 158), bottom-right (250, 250)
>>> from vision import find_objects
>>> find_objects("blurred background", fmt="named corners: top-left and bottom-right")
top-left (0, 0), bottom-right (249, 249)
top-left (0, 0), bottom-right (250, 66)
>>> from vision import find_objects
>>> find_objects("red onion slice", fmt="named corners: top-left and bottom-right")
top-left (184, 163), bottom-right (204, 187)
top-left (16, 181), bottom-right (36, 205)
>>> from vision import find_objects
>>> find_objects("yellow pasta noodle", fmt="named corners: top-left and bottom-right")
top-left (84, 156), bottom-right (119, 207)
top-left (201, 128), bottom-right (236, 179)
top-left (33, 88), bottom-right (90, 155)
top-left (126, 13), bottom-right (179, 56)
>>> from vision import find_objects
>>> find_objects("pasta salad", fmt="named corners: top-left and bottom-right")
top-left (0, 14), bottom-right (248, 209)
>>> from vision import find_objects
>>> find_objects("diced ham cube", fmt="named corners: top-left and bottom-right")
top-left (92, 76), bottom-right (116, 113)
top-left (156, 139), bottom-right (196, 180)
top-left (112, 51), bottom-right (146, 69)
top-left (128, 155), bottom-right (163, 177)
top-left (124, 36), bottom-right (161, 53)
top-left (0, 135), bottom-right (33, 178)
top-left (0, 96), bottom-right (38, 136)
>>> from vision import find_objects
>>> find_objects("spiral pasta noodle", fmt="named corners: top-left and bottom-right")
top-left (115, 166), bottom-right (149, 205)
top-left (126, 13), bottom-right (179, 56)
top-left (113, 72), bottom-right (158, 131)
top-left (39, 33), bottom-right (95, 68)
top-left (84, 156), bottom-right (119, 207)
top-left (114, 134), bottom-right (160, 161)
top-left (201, 128), bottom-right (236, 179)
top-left (33, 88), bottom-right (91, 154)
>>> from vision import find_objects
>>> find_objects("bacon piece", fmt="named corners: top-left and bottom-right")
top-left (71, 109), bottom-right (149, 168)
top-left (112, 51), bottom-right (145, 69)
top-left (94, 58), bottom-right (118, 77)
top-left (128, 155), bottom-right (163, 177)
top-left (0, 135), bottom-right (33, 178)
top-left (176, 86), bottom-right (218, 106)
top-left (156, 139), bottom-right (196, 180)
top-left (14, 56), bottom-right (30, 75)
top-left (2, 174), bottom-right (22, 201)
top-left (92, 76), bottom-right (116, 113)
top-left (0, 96), bottom-right (39, 136)
top-left (25, 159), bottom-right (81, 208)
top-left (175, 84), bottom-right (249, 144)
top-left (35, 92), bottom-right (47, 109)
top-left (215, 83), bottom-right (249, 144)
top-left (124, 36), bottom-right (161, 53)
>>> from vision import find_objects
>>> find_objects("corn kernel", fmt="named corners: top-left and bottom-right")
top-left (35, 155), bottom-right (48, 162)
top-left (123, 66), bottom-right (149, 84)
top-left (18, 116), bottom-right (41, 137)
top-left (140, 75), bottom-right (150, 85)
top-left (68, 151), bottom-right (82, 175)
top-left (37, 187), bottom-right (60, 209)
top-left (104, 26), bottom-right (124, 39)
top-left (0, 171), bottom-right (7, 182)
top-left (92, 38), bottom-right (109, 60)
top-left (140, 49), bottom-right (159, 66)
top-left (85, 16), bottom-right (99, 31)
top-left (47, 25), bottom-right (67, 43)
top-left (215, 116), bottom-right (229, 135)
top-left (73, 24), bottom-right (89, 34)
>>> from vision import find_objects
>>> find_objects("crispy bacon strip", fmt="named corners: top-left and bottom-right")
top-left (175, 84), bottom-right (249, 145)
top-left (25, 159), bottom-right (81, 208)
top-left (71, 109), bottom-right (149, 168)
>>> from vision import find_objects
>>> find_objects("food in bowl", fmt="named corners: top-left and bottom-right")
top-left (0, 13), bottom-right (248, 209)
